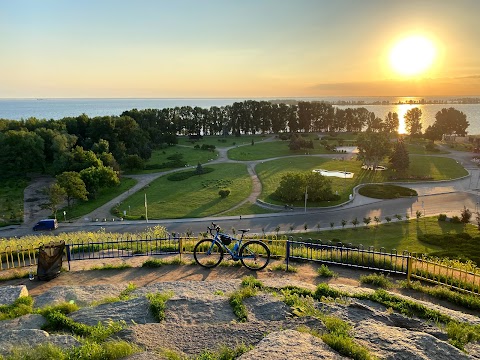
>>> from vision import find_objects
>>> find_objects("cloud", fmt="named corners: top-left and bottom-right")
top-left (309, 76), bottom-right (480, 96)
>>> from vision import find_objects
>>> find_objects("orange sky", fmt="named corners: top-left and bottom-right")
top-left (1, 0), bottom-right (479, 98)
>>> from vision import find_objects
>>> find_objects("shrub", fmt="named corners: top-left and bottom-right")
top-left (450, 215), bottom-right (462, 224)
top-left (218, 189), bottom-right (231, 198)
top-left (317, 264), bottom-right (337, 278)
top-left (438, 213), bottom-right (448, 221)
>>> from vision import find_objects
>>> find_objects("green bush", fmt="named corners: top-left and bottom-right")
top-left (317, 264), bottom-right (337, 278)
top-left (146, 292), bottom-right (173, 322)
top-left (218, 189), bottom-right (231, 198)
top-left (438, 214), bottom-right (448, 221)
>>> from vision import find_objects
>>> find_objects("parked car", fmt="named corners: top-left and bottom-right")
top-left (33, 219), bottom-right (58, 231)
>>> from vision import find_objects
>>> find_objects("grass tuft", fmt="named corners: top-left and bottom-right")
top-left (0, 296), bottom-right (34, 321)
top-left (146, 291), bottom-right (173, 322)
top-left (90, 263), bottom-right (132, 271)
top-left (317, 264), bottom-right (338, 278)
top-left (359, 273), bottom-right (393, 289)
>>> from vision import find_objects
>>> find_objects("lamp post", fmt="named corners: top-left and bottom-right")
top-left (304, 186), bottom-right (308, 213)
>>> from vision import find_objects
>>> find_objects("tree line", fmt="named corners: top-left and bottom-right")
top-left (0, 101), bottom-right (470, 179)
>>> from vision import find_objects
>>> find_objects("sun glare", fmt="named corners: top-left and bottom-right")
top-left (389, 36), bottom-right (436, 77)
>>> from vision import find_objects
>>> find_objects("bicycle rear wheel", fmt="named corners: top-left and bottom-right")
top-left (239, 240), bottom-right (270, 270)
top-left (194, 239), bottom-right (224, 268)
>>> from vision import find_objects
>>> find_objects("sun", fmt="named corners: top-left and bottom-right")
top-left (389, 36), bottom-right (436, 76)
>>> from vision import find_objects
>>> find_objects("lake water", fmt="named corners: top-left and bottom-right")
top-left (0, 97), bottom-right (479, 135)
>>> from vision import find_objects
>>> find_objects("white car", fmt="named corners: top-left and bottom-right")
top-left (361, 165), bottom-right (387, 171)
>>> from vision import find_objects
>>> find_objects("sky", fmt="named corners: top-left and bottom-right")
top-left (1, 0), bottom-right (480, 98)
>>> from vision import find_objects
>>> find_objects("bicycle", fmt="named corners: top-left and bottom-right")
top-left (193, 222), bottom-right (270, 270)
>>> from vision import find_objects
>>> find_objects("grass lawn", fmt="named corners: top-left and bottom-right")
top-left (228, 140), bottom-right (335, 161)
top-left (406, 142), bottom-right (449, 155)
top-left (0, 177), bottom-right (28, 226)
top-left (59, 177), bottom-right (137, 220)
top-left (256, 155), bottom-right (467, 207)
top-left (220, 203), bottom-right (279, 216)
top-left (358, 184), bottom-right (417, 199)
top-left (177, 134), bottom-right (272, 148)
top-left (125, 146), bottom-right (217, 175)
top-left (121, 163), bottom-right (252, 219)
top-left (293, 217), bottom-right (479, 255)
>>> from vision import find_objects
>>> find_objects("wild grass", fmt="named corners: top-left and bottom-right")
top-left (195, 343), bottom-right (253, 360)
top-left (270, 263), bottom-right (298, 272)
top-left (359, 273), bottom-right (394, 289)
top-left (400, 280), bottom-right (480, 311)
top-left (229, 277), bottom-right (264, 322)
top-left (0, 296), bottom-right (34, 321)
top-left (2, 340), bottom-right (140, 360)
top-left (281, 288), bottom-right (374, 359)
top-left (317, 264), bottom-right (338, 278)
top-left (90, 263), bottom-right (132, 271)
top-left (146, 291), bottom-right (174, 322)
top-left (141, 257), bottom-right (187, 267)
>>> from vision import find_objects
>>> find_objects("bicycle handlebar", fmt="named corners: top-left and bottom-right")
top-left (207, 222), bottom-right (220, 236)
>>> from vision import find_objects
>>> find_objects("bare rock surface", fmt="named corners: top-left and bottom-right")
top-left (1, 275), bottom-right (480, 359)
top-left (33, 284), bottom-right (125, 308)
top-left (69, 297), bottom-right (156, 326)
top-left (238, 329), bottom-right (347, 360)
top-left (0, 314), bottom-right (46, 331)
top-left (0, 329), bottom-right (80, 356)
top-left (354, 320), bottom-right (472, 359)
top-left (0, 285), bottom-right (28, 306)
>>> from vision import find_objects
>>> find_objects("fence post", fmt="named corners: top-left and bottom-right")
top-left (179, 237), bottom-right (183, 261)
top-left (407, 256), bottom-right (412, 285)
top-left (65, 244), bottom-right (71, 271)
top-left (286, 240), bottom-right (290, 272)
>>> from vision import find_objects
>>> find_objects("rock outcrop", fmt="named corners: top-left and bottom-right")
top-left (0, 280), bottom-right (479, 359)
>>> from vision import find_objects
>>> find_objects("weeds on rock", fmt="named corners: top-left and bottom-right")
top-left (0, 296), bottom-right (33, 320)
top-left (146, 291), bottom-right (173, 322)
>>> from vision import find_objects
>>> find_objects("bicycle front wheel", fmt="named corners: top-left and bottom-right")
top-left (239, 240), bottom-right (270, 270)
top-left (193, 239), bottom-right (224, 268)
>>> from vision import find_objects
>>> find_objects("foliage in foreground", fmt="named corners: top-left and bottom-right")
top-left (0, 340), bottom-right (140, 360)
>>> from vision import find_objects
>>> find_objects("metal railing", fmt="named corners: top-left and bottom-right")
top-left (2, 235), bottom-right (480, 295)
top-left (409, 256), bottom-right (480, 295)
top-left (286, 240), bottom-right (409, 275)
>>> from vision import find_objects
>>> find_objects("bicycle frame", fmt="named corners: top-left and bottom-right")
top-left (207, 225), bottom-right (250, 260)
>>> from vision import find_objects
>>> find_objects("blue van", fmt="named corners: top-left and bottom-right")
top-left (33, 219), bottom-right (58, 231)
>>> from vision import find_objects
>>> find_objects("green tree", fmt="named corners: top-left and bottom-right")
top-left (273, 173), bottom-right (304, 202)
top-left (389, 139), bottom-right (410, 174)
top-left (356, 132), bottom-right (392, 169)
top-left (304, 172), bottom-right (335, 201)
top-left (434, 107), bottom-right (469, 137)
top-left (42, 183), bottom-right (66, 219)
top-left (0, 130), bottom-right (45, 175)
top-left (56, 171), bottom-right (88, 207)
top-left (384, 112), bottom-right (399, 133)
top-left (405, 108), bottom-right (423, 137)
top-left (124, 154), bottom-right (145, 170)
top-left (351, 217), bottom-right (359, 228)
top-left (461, 206), bottom-right (472, 226)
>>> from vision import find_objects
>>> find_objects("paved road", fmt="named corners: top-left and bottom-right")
top-left (1, 141), bottom-right (479, 239)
